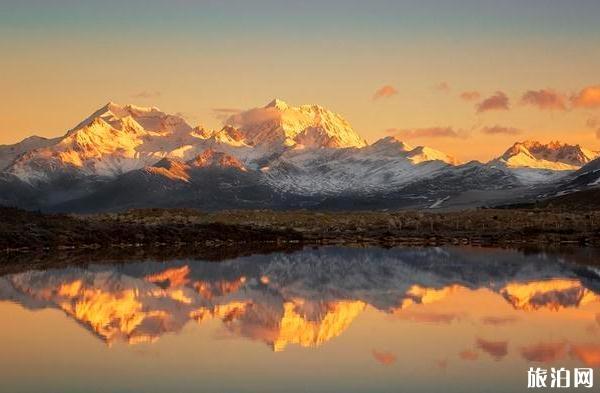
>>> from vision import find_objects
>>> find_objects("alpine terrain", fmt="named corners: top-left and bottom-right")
top-left (1, 100), bottom-right (598, 212)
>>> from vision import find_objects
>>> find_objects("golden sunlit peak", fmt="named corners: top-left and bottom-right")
top-left (265, 98), bottom-right (289, 111)
top-left (395, 284), bottom-right (462, 310)
top-left (500, 279), bottom-right (599, 311)
top-left (103, 101), bottom-right (161, 113)
top-left (271, 300), bottom-right (366, 352)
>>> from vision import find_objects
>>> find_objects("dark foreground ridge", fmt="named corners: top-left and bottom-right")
top-left (2, 205), bottom-right (600, 254)
top-left (0, 207), bottom-right (300, 250)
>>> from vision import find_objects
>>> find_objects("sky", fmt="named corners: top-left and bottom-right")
top-left (1, 0), bottom-right (600, 161)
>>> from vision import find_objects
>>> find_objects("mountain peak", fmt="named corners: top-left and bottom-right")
top-left (265, 98), bottom-right (289, 111)
top-left (189, 149), bottom-right (247, 171)
top-left (499, 140), bottom-right (599, 170)
top-left (370, 136), bottom-right (457, 164)
top-left (373, 136), bottom-right (414, 151)
top-left (147, 157), bottom-right (191, 182)
top-left (228, 100), bottom-right (367, 149)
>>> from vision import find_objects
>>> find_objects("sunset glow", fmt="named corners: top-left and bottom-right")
top-left (1, 1), bottom-right (599, 162)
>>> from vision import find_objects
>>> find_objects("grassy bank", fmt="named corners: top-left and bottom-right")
top-left (3, 206), bottom-right (599, 251)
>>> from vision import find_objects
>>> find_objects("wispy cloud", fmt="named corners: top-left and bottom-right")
top-left (476, 91), bottom-right (510, 113)
top-left (481, 125), bottom-right (522, 136)
top-left (585, 117), bottom-right (600, 139)
top-left (212, 107), bottom-right (243, 121)
top-left (459, 349), bottom-right (479, 361)
top-left (224, 106), bottom-right (281, 127)
top-left (386, 126), bottom-right (465, 139)
top-left (436, 358), bottom-right (449, 369)
top-left (373, 85), bottom-right (398, 100)
top-left (459, 91), bottom-right (481, 101)
top-left (372, 350), bottom-right (397, 366)
top-left (521, 89), bottom-right (567, 111)
top-left (570, 344), bottom-right (600, 367)
top-left (434, 82), bottom-right (450, 92)
top-left (481, 316), bottom-right (519, 325)
top-left (520, 342), bottom-right (567, 363)
top-left (572, 85), bottom-right (600, 109)
top-left (587, 117), bottom-right (600, 128)
top-left (395, 311), bottom-right (462, 324)
top-left (476, 338), bottom-right (508, 360)
top-left (131, 90), bottom-right (161, 99)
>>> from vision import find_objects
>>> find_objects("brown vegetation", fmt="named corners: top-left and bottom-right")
top-left (2, 206), bottom-right (600, 254)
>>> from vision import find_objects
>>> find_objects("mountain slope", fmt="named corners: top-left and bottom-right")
top-left (0, 136), bottom-right (60, 170)
top-left (52, 153), bottom-right (285, 213)
top-left (260, 145), bottom-right (450, 197)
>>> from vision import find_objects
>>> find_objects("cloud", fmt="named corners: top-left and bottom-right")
top-left (570, 344), bottom-right (600, 367)
top-left (213, 108), bottom-right (242, 114)
top-left (459, 349), bottom-right (479, 361)
top-left (521, 89), bottom-right (567, 111)
top-left (481, 316), bottom-right (519, 325)
top-left (476, 91), bottom-right (510, 113)
top-left (520, 342), bottom-right (567, 363)
top-left (476, 338), bottom-right (508, 360)
top-left (480, 126), bottom-right (522, 136)
top-left (224, 106), bottom-right (281, 127)
top-left (459, 91), bottom-right (481, 101)
top-left (131, 90), bottom-right (161, 99)
top-left (172, 111), bottom-right (201, 123)
top-left (397, 311), bottom-right (462, 324)
top-left (386, 127), bottom-right (465, 139)
top-left (586, 118), bottom-right (600, 139)
top-left (434, 82), bottom-right (450, 92)
top-left (372, 350), bottom-right (397, 366)
top-left (212, 107), bottom-right (243, 122)
top-left (373, 85), bottom-right (398, 100)
top-left (436, 358), bottom-right (449, 369)
top-left (572, 85), bottom-right (600, 109)
top-left (586, 117), bottom-right (600, 129)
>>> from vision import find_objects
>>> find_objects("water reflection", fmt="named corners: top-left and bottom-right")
top-left (2, 246), bottom-right (600, 392)
top-left (2, 246), bottom-right (600, 350)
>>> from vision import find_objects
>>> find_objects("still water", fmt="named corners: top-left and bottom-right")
top-left (1, 246), bottom-right (600, 393)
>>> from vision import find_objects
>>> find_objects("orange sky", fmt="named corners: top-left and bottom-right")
top-left (1, 1), bottom-right (600, 162)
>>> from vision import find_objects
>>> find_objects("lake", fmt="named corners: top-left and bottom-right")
top-left (1, 246), bottom-right (600, 393)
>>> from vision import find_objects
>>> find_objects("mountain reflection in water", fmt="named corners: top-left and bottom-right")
top-left (2, 246), bottom-right (600, 393)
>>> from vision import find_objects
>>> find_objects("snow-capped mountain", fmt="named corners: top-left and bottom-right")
top-left (260, 137), bottom-right (452, 197)
top-left (553, 155), bottom-right (600, 193)
top-left (369, 136), bottom-right (458, 165)
top-left (496, 140), bottom-right (599, 171)
top-left (483, 140), bottom-right (600, 185)
top-left (0, 100), bottom-right (593, 212)
top-left (3, 100), bottom-right (370, 184)
top-left (226, 99), bottom-right (368, 149)
top-left (0, 135), bottom-right (60, 170)
top-left (146, 150), bottom-right (247, 183)
top-left (7, 103), bottom-right (194, 182)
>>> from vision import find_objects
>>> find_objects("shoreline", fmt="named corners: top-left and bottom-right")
top-left (2, 206), bottom-right (600, 273)
top-left (3, 206), bottom-right (600, 250)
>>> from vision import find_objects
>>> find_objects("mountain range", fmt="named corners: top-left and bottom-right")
top-left (1, 99), bottom-right (599, 212)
